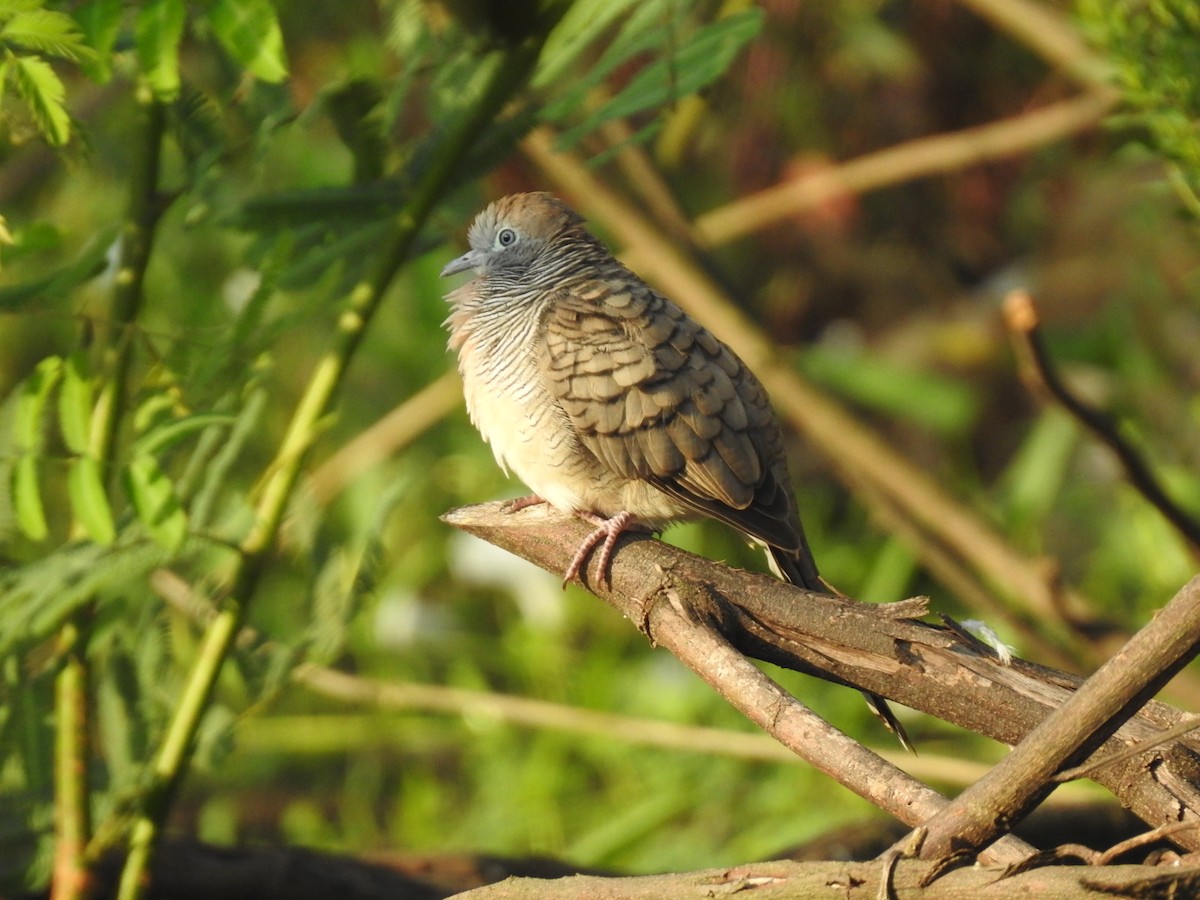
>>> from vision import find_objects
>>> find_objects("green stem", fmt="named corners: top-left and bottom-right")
top-left (50, 624), bottom-right (91, 900)
top-left (115, 32), bottom-right (552, 900)
top-left (94, 87), bottom-right (168, 467)
top-left (51, 87), bottom-right (167, 900)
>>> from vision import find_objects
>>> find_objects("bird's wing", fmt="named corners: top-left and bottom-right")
top-left (539, 276), bottom-right (802, 553)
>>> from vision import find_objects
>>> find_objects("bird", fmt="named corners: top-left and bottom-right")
top-left (442, 191), bottom-right (910, 749)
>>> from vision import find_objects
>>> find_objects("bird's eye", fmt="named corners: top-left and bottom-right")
top-left (496, 228), bottom-right (517, 247)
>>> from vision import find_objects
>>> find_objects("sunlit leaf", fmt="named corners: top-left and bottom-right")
top-left (68, 455), bottom-right (114, 544)
top-left (58, 352), bottom-right (92, 455)
top-left (12, 454), bottom-right (47, 541)
top-left (1, 9), bottom-right (96, 62)
top-left (533, 0), bottom-right (640, 89)
top-left (9, 54), bottom-right (70, 145)
top-left (541, 0), bottom-right (673, 123)
top-left (132, 413), bottom-right (235, 458)
top-left (14, 356), bottom-right (62, 451)
top-left (554, 9), bottom-right (763, 151)
top-left (124, 452), bottom-right (187, 550)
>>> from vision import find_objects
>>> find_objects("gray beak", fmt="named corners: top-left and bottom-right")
top-left (440, 249), bottom-right (482, 278)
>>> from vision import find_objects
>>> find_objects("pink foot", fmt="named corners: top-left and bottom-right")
top-left (563, 511), bottom-right (638, 588)
top-left (502, 495), bottom-right (547, 513)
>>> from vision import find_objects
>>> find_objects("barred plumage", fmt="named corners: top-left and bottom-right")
top-left (442, 191), bottom-right (820, 587)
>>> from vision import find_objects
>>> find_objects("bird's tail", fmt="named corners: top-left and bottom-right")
top-left (768, 545), bottom-right (915, 754)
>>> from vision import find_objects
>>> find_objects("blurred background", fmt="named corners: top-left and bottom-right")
top-left (1, 0), bottom-right (1199, 893)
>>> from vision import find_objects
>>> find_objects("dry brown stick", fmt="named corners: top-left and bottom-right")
top-left (598, 118), bottom-right (699, 244)
top-left (952, 0), bottom-right (1111, 88)
top-left (294, 665), bottom-right (980, 783)
top-left (441, 504), bottom-right (1036, 866)
top-left (1004, 291), bottom-right (1200, 553)
top-left (443, 501), bottom-right (1200, 853)
top-left (670, 90), bottom-right (1116, 255)
top-left (1095, 821), bottom-right (1200, 867)
top-left (913, 574), bottom-right (1200, 861)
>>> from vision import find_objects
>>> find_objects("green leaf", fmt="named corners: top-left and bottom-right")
top-left (540, 0), bottom-right (672, 122)
top-left (1, 9), bottom-right (96, 62)
top-left (58, 352), bottom-right (92, 455)
top-left (68, 455), bottom-right (114, 544)
top-left (12, 454), bottom-right (48, 541)
top-left (14, 356), bottom-right (62, 451)
top-left (0, 541), bottom-right (172, 654)
top-left (555, 9), bottom-right (764, 151)
top-left (73, 0), bottom-right (124, 82)
top-left (209, 0), bottom-right (287, 83)
top-left (124, 453), bottom-right (187, 550)
top-left (9, 54), bottom-right (70, 145)
top-left (135, 0), bottom-right (185, 99)
top-left (132, 413), bottom-right (236, 458)
top-left (534, 0), bottom-right (640, 89)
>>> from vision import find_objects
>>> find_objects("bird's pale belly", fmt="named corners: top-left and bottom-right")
top-left (464, 368), bottom-right (689, 527)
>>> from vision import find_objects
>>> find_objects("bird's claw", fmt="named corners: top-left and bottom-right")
top-left (562, 511), bottom-right (637, 588)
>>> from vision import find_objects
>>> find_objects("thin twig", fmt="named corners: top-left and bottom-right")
top-left (448, 522), bottom-right (1039, 863)
top-left (663, 90), bottom-right (1116, 258)
top-left (1055, 716), bottom-right (1200, 783)
top-left (952, 0), bottom-right (1111, 88)
top-left (1096, 821), bottom-right (1200, 866)
top-left (1004, 290), bottom-right (1200, 553)
top-left (148, 571), bottom-right (995, 788)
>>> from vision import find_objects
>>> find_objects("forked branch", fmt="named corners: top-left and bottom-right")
top-left (444, 501), bottom-right (1200, 855)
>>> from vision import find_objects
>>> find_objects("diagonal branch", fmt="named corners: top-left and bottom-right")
top-left (443, 502), bottom-right (1200, 853)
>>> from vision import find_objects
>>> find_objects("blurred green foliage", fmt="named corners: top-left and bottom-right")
top-left (1079, 0), bottom-right (1200, 214)
top-left (0, 0), bottom-right (1198, 894)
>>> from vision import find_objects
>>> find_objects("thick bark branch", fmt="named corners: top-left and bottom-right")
top-left (454, 857), bottom-right (1200, 900)
top-left (442, 502), bottom-right (1200, 852)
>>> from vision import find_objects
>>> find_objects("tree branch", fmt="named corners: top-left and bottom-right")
top-left (442, 504), bottom-right (1036, 866)
top-left (443, 502), bottom-right (1200, 853)
top-left (453, 857), bottom-right (1200, 900)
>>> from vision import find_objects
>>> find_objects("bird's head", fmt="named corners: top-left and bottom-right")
top-left (440, 192), bottom-right (587, 281)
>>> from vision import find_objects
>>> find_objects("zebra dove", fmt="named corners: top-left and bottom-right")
top-left (442, 192), bottom-right (910, 749)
